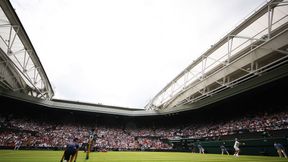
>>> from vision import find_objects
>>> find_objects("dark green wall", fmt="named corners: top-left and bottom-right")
top-left (171, 137), bottom-right (288, 156)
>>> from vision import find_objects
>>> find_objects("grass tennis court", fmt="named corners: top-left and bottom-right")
top-left (0, 150), bottom-right (286, 162)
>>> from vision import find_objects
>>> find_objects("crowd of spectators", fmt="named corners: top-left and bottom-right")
top-left (181, 111), bottom-right (288, 139)
top-left (0, 109), bottom-right (287, 151)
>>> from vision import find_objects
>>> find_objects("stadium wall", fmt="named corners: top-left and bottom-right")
top-left (172, 137), bottom-right (288, 156)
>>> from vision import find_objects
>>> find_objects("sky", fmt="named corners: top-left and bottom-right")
top-left (10, 0), bottom-right (267, 109)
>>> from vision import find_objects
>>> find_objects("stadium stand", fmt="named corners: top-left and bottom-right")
top-left (1, 75), bottom-right (288, 156)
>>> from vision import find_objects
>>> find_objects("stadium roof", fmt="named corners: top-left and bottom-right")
top-left (6, 0), bottom-right (272, 109)
top-left (146, 0), bottom-right (288, 110)
top-left (0, 0), bottom-right (288, 115)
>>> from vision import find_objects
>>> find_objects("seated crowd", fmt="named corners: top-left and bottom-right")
top-left (0, 109), bottom-right (287, 151)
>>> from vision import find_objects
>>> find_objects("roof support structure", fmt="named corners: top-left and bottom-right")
top-left (146, 0), bottom-right (288, 110)
top-left (0, 0), bottom-right (54, 99)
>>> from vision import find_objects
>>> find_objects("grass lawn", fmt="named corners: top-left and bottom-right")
top-left (0, 150), bottom-right (286, 162)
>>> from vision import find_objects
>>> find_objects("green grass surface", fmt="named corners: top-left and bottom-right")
top-left (0, 150), bottom-right (287, 162)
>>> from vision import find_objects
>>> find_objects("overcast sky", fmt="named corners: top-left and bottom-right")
top-left (10, 0), bottom-right (266, 109)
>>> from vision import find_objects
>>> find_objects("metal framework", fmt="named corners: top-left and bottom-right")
top-left (0, 0), bottom-right (53, 99)
top-left (146, 0), bottom-right (288, 110)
